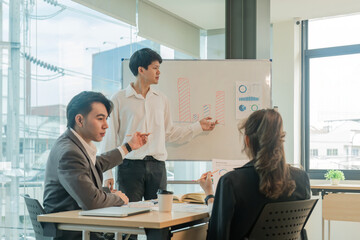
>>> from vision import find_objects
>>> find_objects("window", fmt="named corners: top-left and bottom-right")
top-left (310, 149), bottom-right (318, 157)
top-left (1, 0), bottom-right (221, 238)
top-left (326, 149), bottom-right (338, 156)
top-left (352, 148), bottom-right (359, 156)
top-left (2, 142), bottom-right (5, 155)
top-left (166, 160), bottom-right (212, 195)
top-left (19, 142), bottom-right (23, 154)
top-left (303, 15), bottom-right (360, 179)
top-left (35, 143), bottom-right (47, 154)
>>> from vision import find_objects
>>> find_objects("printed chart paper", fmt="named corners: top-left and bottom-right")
top-left (212, 159), bottom-right (249, 191)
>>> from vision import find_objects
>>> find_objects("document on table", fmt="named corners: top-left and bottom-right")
top-left (127, 201), bottom-right (156, 208)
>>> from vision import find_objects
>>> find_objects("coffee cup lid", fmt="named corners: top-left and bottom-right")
top-left (157, 189), bottom-right (173, 195)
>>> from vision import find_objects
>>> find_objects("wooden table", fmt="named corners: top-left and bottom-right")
top-left (38, 209), bottom-right (209, 240)
top-left (311, 184), bottom-right (360, 197)
top-left (311, 184), bottom-right (360, 240)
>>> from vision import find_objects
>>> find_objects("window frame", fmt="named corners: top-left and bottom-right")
top-left (301, 20), bottom-right (360, 180)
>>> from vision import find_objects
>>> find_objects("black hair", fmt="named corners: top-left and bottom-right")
top-left (66, 91), bottom-right (113, 128)
top-left (129, 48), bottom-right (163, 76)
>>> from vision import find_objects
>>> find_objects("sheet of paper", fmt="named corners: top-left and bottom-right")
top-left (212, 158), bottom-right (249, 191)
top-left (127, 201), bottom-right (155, 208)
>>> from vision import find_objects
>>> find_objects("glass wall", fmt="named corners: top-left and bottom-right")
top-left (0, 0), bottom-right (225, 238)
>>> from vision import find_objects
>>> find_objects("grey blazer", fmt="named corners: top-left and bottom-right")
top-left (43, 128), bottom-right (125, 214)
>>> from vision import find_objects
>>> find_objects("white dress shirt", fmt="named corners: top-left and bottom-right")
top-left (101, 84), bottom-right (203, 180)
top-left (71, 128), bottom-right (126, 166)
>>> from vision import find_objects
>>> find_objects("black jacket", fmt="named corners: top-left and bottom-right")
top-left (207, 160), bottom-right (311, 240)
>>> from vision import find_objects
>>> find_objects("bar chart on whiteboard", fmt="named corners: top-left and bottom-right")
top-left (176, 77), bottom-right (226, 125)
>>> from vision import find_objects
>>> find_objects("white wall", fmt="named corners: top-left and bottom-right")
top-left (272, 19), bottom-right (301, 165)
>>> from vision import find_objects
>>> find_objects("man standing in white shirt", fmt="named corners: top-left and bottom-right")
top-left (101, 48), bottom-right (218, 203)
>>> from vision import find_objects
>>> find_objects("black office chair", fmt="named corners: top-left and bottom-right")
top-left (21, 194), bottom-right (60, 240)
top-left (247, 199), bottom-right (318, 240)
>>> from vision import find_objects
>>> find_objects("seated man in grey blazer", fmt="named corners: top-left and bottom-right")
top-left (43, 91), bottom-right (149, 240)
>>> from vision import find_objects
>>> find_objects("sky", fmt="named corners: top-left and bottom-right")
top-left (308, 14), bottom-right (360, 127)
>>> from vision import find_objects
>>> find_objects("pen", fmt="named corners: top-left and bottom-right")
top-left (151, 200), bottom-right (158, 205)
top-left (194, 169), bottom-right (219, 182)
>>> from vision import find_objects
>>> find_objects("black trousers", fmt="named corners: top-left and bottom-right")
top-left (116, 157), bottom-right (167, 202)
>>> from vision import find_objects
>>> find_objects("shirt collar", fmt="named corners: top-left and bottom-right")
top-left (125, 83), bottom-right (159, 98)
top-left (70, 128), bottom-right (97, 158)
top-left (125, 84), bottom-right (136, 98)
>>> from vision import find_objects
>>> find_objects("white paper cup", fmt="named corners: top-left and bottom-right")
top-left (157, 189), bottom-right (173, 212)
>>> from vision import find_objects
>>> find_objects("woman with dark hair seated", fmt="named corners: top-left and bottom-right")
top-left (200, 109), bottom-right (310, 240)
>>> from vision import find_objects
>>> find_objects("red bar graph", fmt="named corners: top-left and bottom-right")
top-left (177, 78), bottom-right (191, 122)
top-left (215, 91), bottom-right (225, 125)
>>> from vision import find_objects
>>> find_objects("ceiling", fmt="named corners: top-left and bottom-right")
top-left (148, 0), bottom-right (360, 30)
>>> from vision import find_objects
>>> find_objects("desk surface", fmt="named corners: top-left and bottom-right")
top-left (38, 209), bottom-right (209, 229)
top-left (311, 184), bottom-right (360, 191)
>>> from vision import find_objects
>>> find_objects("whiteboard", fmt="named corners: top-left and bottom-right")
top-left (122, 60), bottom-right (271, 160)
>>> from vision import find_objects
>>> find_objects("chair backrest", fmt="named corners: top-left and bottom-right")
top-left (247, 199), bottom-right (318, 240)
top-left (21, 194), bottom-right (59, 240)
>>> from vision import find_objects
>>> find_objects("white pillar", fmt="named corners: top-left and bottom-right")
top-left (272, 19), bottom-right (302, 165)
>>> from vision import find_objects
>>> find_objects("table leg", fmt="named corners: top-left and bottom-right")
top-left (145, 228), bottom-right (171, 240)
top-left (322, 218), bottom-right (324, 240)
top-left (114, 232), bottom-right (122, 240)
top-left (82, 230), bottom-right (90, 240)
top-left (328, 220), bottom-right (330, 240)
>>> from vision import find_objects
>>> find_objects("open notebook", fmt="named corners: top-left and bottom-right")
top-left (173, 192), bottom-right (206, 204)
top-left (79, 207), bottom-right (150, 218)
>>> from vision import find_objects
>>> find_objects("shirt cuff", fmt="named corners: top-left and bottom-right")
top-left (207, 202), bottom-right (213, 217)
top-left (103, 147), bottom-right (125, 182)
top-left (192, 122), bottom-right (203, 136)
top-left (117, 145), bottom-right (126, 159)
top-left (103, 169), bottom-right (113, 181)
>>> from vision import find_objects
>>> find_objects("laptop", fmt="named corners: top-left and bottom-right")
top-left (79, 207), bottom-right (151, 218)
